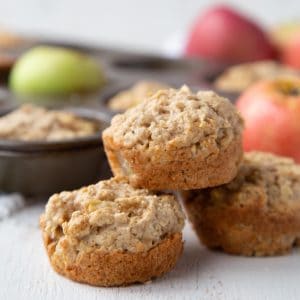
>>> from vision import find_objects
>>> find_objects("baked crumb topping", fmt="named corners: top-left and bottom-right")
top-left (0, 104), bottom-right (98, 141)
top-left (190, 152), bottom-right (300, 208)
top-left (104, 85), bottom-right (243, 156)
top-left (108, 80), bottom-right (170, 111)
top-left (41, 177), bottom-right (185, 253)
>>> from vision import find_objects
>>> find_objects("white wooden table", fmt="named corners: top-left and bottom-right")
top-left (0, 201), bottom-right (299, 300)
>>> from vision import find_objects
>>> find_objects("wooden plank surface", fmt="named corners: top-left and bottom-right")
top-left (0, 201), bottom-right (299, 300)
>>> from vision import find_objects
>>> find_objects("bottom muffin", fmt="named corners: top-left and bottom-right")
top-left (183, 152), bottom-right (300, 256)
top-left (40, 177), bottom-right (185, 286)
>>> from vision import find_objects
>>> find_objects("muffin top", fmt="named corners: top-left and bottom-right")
top-left (104, 85), bottom-right (243, 156)
top-left (186, 152), bottom-right (300, 209)
top-left (0, 104), bottom-right (98, 141)
top-left (41, 177), bottom-right (185, 253)
top-left (215, 61), bottom-right (299, 93)
top-left (108, 80), bottom-right (170, 111)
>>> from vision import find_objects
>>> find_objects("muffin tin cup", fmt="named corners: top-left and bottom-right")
top-left (0, 107), bottom-right (111, 197)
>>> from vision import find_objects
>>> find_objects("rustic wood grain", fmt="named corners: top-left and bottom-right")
top-left (0, 202), bottom-right (299, 300)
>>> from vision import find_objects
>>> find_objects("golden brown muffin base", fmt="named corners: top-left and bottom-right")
top-left (183, 193), bottom-right (300, 256)
top-left (103, 136), bottom-right (243, 190)
top-left (42, 232), bottom-right (183, 287)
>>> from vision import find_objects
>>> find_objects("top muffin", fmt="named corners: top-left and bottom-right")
top-left (103, 85), bottom-right (244, 190)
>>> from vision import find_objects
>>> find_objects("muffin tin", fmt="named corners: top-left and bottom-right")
top-left (0, 107), bottom-right (111, 197)
top-left (0, 37), bottom-right (237, 196)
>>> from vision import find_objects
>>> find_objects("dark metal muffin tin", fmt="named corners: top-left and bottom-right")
top-left (0, 108), bottom-right (111, 197)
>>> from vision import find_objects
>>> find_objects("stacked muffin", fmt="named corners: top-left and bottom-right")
top-left (103, 86), bottom-right (243, 190)
top-left (41, 85), bottom-right (300, 287)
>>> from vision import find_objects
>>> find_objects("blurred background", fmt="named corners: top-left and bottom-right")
top-left (1, 0), bottom-right (300, 198)
top-left (1, 0), bottom-right (300, 55)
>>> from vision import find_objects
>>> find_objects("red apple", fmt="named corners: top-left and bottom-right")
top-left (236, 77), bottom-right (300, 162)
top-left (185, 5), bottom-right (277, 63)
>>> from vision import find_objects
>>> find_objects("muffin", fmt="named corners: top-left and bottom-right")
top-left (40, 177), bottom-right (185, 286)
top-left (0, 104), bottom-right (99, 141)
top-left (183, 152), bottom-right (300, 256)
top-left (215, 61), bottom-right (299, 93)
top-left (103, 85), bottom-right (244, 190)
top-left (108, 80), bottom-right (170, 111)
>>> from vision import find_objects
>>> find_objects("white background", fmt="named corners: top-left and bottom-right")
top-left (0, 0), bottom-right (300, 54)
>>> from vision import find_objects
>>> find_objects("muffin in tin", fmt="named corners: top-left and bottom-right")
top-left (183, 152), bottom-right (300, 256)
top-left (0, 104), bottom-right (99, 141)
top-left (108, 80), bottom-right (170, 111)
top-left (215, 60), bottom-right (299, 93)
top-left (103, 85), bottom-right (244, 190)
top-left (40, 177), bottom-right (185, 286)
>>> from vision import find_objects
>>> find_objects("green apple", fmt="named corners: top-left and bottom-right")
top-left (9, 46), bottom-right (105, 96)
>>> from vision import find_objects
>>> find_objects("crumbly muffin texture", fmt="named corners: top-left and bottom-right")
top-left (183, 152), bottom-right (300, 256)
top-left (0, 104), bottom-right (98, 141)
top-left (105, 85), bottom-right (243, 155)
top-left (41, 177), bottom-right (185, 254)
top-left (215, 61), bottom-right (299, 93)
top-left (108, 80), bottom-right (170, 111)
top-left (103, 85), bottom-right (243, 190)
top-left (197, 152), bottom-right (300, 208)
